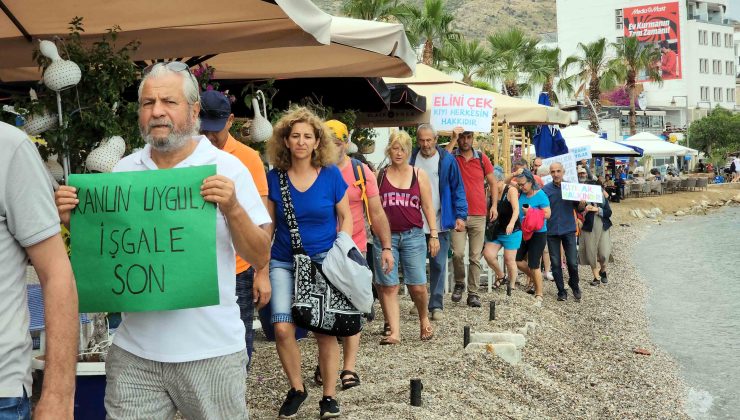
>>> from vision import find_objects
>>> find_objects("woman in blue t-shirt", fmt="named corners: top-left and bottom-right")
top-left (514, 169), bottom-right (550, 307)
top-left (265, 107), bottom-right (352, 418)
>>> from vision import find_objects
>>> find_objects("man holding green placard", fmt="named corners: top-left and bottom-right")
top-left (55, 62), bottom-right (271, 419)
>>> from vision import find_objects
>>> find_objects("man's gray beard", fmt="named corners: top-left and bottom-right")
top-left (141, 119), bottom-right (197, 152)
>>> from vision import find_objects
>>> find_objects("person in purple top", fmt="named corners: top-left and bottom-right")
top-left (374, 130), bottom-right (439, 345)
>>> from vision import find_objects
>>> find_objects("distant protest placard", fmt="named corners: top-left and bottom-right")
top-left (571, 146), bottom-right (592, 160)
top-left (561, 182), bottom-right (603, 204)
top-left (542, 152), bottom-right (578, 183)
top-left (430, 93), bottom-right (494, 133)
top-left (69, 165), bottom-right (218, 313)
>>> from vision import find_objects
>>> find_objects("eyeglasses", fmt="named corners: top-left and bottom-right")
top-left (516, 181), bottom-right (528, 187)
top-left (142, 61), bottom-right (199, 89)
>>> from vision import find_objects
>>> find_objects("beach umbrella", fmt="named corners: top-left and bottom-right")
top-left (532, 92), bottom-right (568, 158)
top-left (560, 125), bottom-right (641, 157)
top-left (0, 0), bottom-right (332, 82)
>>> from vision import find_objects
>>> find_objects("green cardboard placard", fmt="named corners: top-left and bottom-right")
top-left (69, 165), bottom-right (218, 312)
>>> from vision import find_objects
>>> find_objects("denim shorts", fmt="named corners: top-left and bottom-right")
top-left (269, 253), bottom-right (326, 324)
top-left (373, 227), bottom-right (427, 287)
top-left (490, 229), bottom-right (523, 251)
top-left (0, 388), bottom-right (30, 420)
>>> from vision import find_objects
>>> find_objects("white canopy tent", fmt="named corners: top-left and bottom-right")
top-left (619, 131), bottom-right (698, 157)
top-left (560, 125), bottom-right (641, 157)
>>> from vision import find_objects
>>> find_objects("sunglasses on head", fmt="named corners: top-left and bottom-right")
top-left (142, 61), bottom-right (198, 87)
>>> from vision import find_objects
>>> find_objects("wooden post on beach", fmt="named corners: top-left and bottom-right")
top-left (410, 379), bottom-right (423, 406)
top-left (502, 123), bottom-right (511, 174)
top-left (491, 115), bottom-right (500, 167)
top-left (463, 326), bottom-right (471, 348)
top-left (489, 301), bottom-right (496, 321)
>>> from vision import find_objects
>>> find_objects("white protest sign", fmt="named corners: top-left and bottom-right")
top-left (571, 146), bottom-right (592, 160)
top-left (561, 182), bottom-right (603, 203)
top-left (430, 93), bottom-right (494, 133)
top-left (542, 152), bottom-right (578, 183)
top-left (540, 175), bottom-right (553, 185)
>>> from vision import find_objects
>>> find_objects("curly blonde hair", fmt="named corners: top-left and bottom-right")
top-left (267, 106), bottom-right (338, 170)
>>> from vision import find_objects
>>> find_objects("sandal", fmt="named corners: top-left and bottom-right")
top-left (313, 364), bottom-right (322, 386)
top-left (383, 322), bottom-right (391, 337)
top-left (493, 276), bottom-right (506, 289)
top-left (380, 336), bottom-right (400, 345)
top-left (420, 325), bottom-right (434, 341)
top-left (340, 370), bottom-right (361, 390)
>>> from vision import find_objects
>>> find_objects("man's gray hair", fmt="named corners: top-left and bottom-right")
top-left (416, 123), bottom-right (437, 138)
top-left (513, 158), bottom-right (529, 168)
top-left (137, 63), bottom-right (200, 106)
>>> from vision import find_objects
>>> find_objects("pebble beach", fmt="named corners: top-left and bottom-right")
top-left (246, 186), bottom-right (740, 419)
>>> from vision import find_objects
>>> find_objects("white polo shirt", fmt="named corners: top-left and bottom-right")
top-left (112, 136), bottom-right (270, 362)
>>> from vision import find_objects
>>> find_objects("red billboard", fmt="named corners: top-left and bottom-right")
top-left (623, 2), bottom-right (682, 81)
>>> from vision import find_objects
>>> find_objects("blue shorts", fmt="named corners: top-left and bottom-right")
top-left (269, 253), bottom-right (326, 324)
top-left (489, 230), bottom-right (522, 251)
top-left (373, 227), bottom-right (427, 287)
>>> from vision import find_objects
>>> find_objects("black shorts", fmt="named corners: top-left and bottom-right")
top-left (516, 231), bottom-right (547, 269)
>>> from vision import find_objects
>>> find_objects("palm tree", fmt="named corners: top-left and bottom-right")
top-left (440, 38), bottom-right (489, 84)
top-left (395, 0), bottom-right (460, 66)
top-left (530, 47), bottom-right (579, 105)
top-left (612, 36), bottom-right (662, 135)
top-left (484, 28), bottom-right (541, 97)
top-left (572, 38), bottom-right (622, 132)
top-left (341, 0), bottom-right (400, 21)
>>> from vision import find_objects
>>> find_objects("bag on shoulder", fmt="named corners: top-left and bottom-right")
top-left (278, 170), bottom-right (363, 337)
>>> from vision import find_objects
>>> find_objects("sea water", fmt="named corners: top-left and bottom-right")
top-left (634, 206), bottom-right (740, 419)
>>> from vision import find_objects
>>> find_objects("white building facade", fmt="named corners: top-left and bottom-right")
top-left (555, 0), bottom-right (737, 135)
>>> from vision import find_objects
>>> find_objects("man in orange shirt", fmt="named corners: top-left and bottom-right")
top-left (200, 90), bottom-right (270, 367)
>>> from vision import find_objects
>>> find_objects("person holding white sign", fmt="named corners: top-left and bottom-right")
top-left (578, 183), bottom-right (612, 286)
top-left (543, 162), bottom-right (582, 302)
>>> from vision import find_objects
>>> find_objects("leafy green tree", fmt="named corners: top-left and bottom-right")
top-left (440, 38), bottom-right (489, 84)
top-left (395, 0), bottom-right (460, 66)
top-left (484, 28), bottom-right (541, 97)
top-left (531, 47), bottom-right (578, 104)
top-left (688, 107), bottom-right (740, 156)
top-left (572, 38), bottom-right (622, 132)
top-left (341, 0), bottom-right (400, 21)
top-left (612, 36), bottom-right (662, 135)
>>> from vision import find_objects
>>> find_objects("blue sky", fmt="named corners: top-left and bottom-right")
top-left (728, 0), bottom-right (740, 20)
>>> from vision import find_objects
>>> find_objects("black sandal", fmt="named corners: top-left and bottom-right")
top-left (313, 364), bottom-right (322, 386)
top-left (493, 276), bottom-right (506, 289)
top-left (383, 322), bottom-right (391, 337)
top-left (340, 370), bottom-right (361, 390)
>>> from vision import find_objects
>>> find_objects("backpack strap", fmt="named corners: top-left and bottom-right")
top-left (350, 158), bottom-right (372, 226)
top-left (278, 170), bottom-right (306, 255)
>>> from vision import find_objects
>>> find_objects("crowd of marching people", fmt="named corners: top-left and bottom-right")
top-left (3, 64), bottom-right (614, 420)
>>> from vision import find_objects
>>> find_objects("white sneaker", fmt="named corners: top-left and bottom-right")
top-left (409, 305), bottom-right (418, 315)
top-left (533, 296), bottom-right (543, 308)
top-left (545, 271), bottom-right (554, 281)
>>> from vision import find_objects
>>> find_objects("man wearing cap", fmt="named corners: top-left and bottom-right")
top-left (326, 119), bottom-right (393, 389)
top-left (410, 123), bottom-right (467, 319)
top-left (200, 90), bottom-right (270, 368)
top-left (577, 166), bottom-right (588, 183)
top-left (543, 162), bottom-right (582, 302)
top-left (445, 126), bottom-right (497, 307)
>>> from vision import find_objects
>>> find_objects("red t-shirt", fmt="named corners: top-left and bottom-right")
top-left (339, 158), bottom-right (379, 252)
top-left (454, 150), bottom-right (494, 216)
